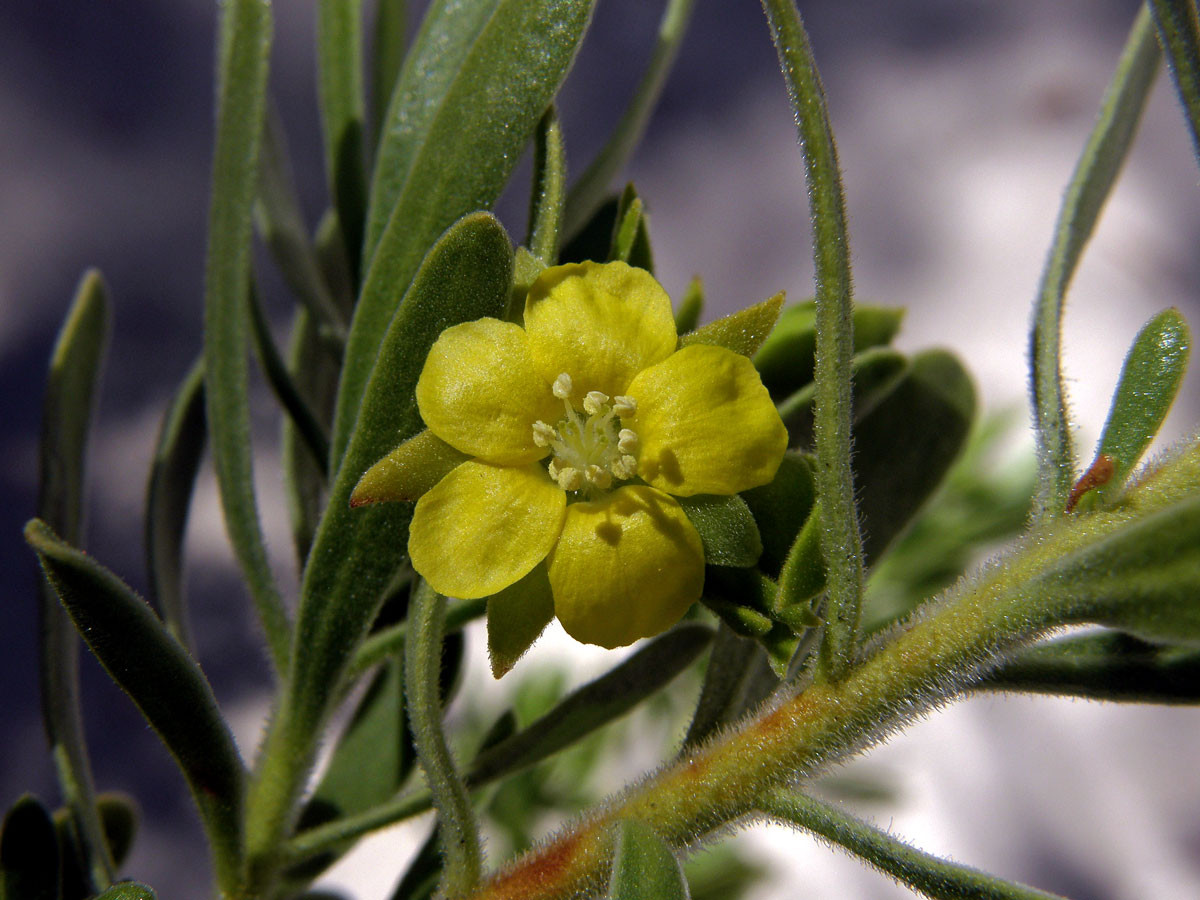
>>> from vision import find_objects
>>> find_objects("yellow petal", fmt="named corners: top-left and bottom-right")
top-left (416, 318), bottom-right (560, 465)
top-left (547, 486), bottom-right (704, 648)
top-left (409, 461), bottom-right (566, 599)
top-left (524, 261), bottom-right (677, 397)
top-left (626, 344), bottom-right (788, 497)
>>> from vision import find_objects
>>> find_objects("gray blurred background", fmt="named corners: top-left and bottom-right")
top-left (4, 1), bottom-right (1200, 897)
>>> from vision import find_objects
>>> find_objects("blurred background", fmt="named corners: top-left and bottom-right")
top-left (4, 1), bottom-right (1200, 897)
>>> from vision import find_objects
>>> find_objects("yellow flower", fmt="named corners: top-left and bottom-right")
top-left (363, 260), bottom-right (787, 649)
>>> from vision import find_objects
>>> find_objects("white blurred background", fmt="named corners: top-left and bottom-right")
top-left (3, 1), bottom-right (1200, 897)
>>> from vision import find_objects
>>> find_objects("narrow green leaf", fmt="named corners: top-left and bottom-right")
top-left (1, 796), bottom-right (59, 900)
top-left (979, 631), bottom-right (1200, 704)
top-left (678, 494), bottom-right (763, 567)
top-left (318, 0), bottom-right (367, 269)
top-left (94, 794), bottom-right (138, 869)
top-left (339, 0), bottom-right (594, 466)
top-left (775, 503), bottom-right (825, 614)
top-left (25, 520), bottom-right (246, 891)
top-left (760, 789), bottom-right (1067, 900)
top-left (762, 0), bottom-right (864, 682)
top-left (469, 624), bottom-right (713, 785)
top-left (701, 596), bottom-right (774, 638)
top-left (256, 105), bottom-right (347, 351)
top-left (559, 195), bottom-right (620, 266)
top-left (37, 269), bottom-right (113, 893)
top-left (528, 106), bottom-right (567, 265)
top-left (405, 581), bottom-right (482, 896)
top-left (606, 820), bottom-right (690, 900)
top-left (563, 0), bottom-right (697, 237)
top-left (742, 452), bottom-right (816, 578)
top-left (680, 292), bottom-right (784, 358)
top-left (54, 793), bottom-right (140, 900)
top-left (754, 300), bottom-right (904, 399)
top-left (247, 278), bottom-right (331, 475)
top-left (350, 428), bottom-right (469, 506)
top-left (247, 214), bottom-right (512, 876)
top-left (145, 360), bottom-right (205, 649)
top-left (93, 883), bottom-right (158, 900)
top-left (777, 347), bottom-right (907, 449)
top-left (1031, 5), bottom-right (1160, 519)
top-left (681, 625), bottom-right (759, 749)
top-left (851, 350), bottom-right (976, 565)
top-left (1150, 0), bottom-right (1200, 165)
top-left (204, 0), bottom-right (290, 672)
top-left (370, 0), bottom-right (408, 153)
top-left (609, 186), bottom-right (652, 270)
top-left (1082, 307), bottom-right (1191, 508)
top-left (673, 276), bottom-right (704, 334)
top-left (487, 564), bottom-right (555, 678)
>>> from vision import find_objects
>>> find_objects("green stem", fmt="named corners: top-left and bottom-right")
top-left (761, 0), bottom-right (863, 682)
top-left (346, 595), bottom-right (487, 682)
top-left (406, 579), bottom-right (483, 895)
top-left (1150, 0), bottom-right (1200, 165)
top-left (1029, 5), bottom-right (1160, 519)
top-left (759, 789), bottom-right (1066, 900)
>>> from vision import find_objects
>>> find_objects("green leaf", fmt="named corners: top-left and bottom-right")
top-left (527, 106), bottom-right (567, 266)
top-left (609, 183), bottom-right (653, 271)
top-left (247, 213), bottom-right (512, 872)
top-left (754, 300), bottom-right (904, 399)
top-left (563, 0), bottom-right (697, 237)
top-left (775, 503), bottom-right (825, 616)
top-left (681, 625), bottom-right (760, 748)
top-left (94, 794), bottom-right (137, 869)
top-left (487, 564), bottom-right (555, 678)
top-left (256, 104), bottom-right (346, 350)
top-left (979, 631), bottom-right (1200, 704)
top-left (1081, 307), bottom-right (1191, 509)
top-left (370, 0), bottom-right (407, 153)
top-left (762, 0), bottom-right (864, 682)
top-left (678, 494), bottom-right (763, 567)
top-left (247, 278), bottom-right (331, 475)
top-left (673, 276), bottom-right (704, 334)
top-left (851, 350), bottom-right (976, 565)
top-left (340, 0), bottom-right (595, 466)
top-left (605, 820), bottom-right (690, 900)
top-left (741, 452), bottom-right (816, 578)
top-left (25, 520), bottom-right (246, 891)
top-left (204, 0), bottom-right (290, 672)
top-left (760, 789), bottom-right (1067, 900)
top-left (145, 359), bottom-right (205, 649)
top-left (559, 195), bottom-right (619, 267)
top-left (36, 269), bottom-right (114, 892)
top-left (680, 292), bottom-right (784, 358)
top-left (1031, 6), bottom-right (1160, 519)
top-left (317, 0), bottom-right (367, 269)
top-left (55, 793), bottom-right (140, 900)
top-left (1, 796), bottom-right (59, 900)
top-left (1150, 0), bottom-right (1200, 167)
top-left (93, 883), bottom-right (158, 900)
top-left (469, 624), bottom-right (713, 785)
top-left (350, 429), bottom-right (469, 506)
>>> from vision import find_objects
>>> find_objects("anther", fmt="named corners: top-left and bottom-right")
top-left (584, 465), bottom-right (612, 489)
top-left (617, 428), bottom-right (638, 454)
top-left (552, 373), bottom-right (573, 400)
top-left (583, 391), bottom-right (610, 415)
top-left (532, 420), bottom-right (557, 447)
top-left (556, 466), bottom-right (584, 492)
top-left (611, 455), bottom-right (637, 480)
top-left (613, 395), bottom-right (637, 417)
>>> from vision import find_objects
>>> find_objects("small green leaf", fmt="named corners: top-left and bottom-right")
top-left (527, 106), bottom-right (567, 266)
top-left (681, 625), bottom-right (759, 748)
top-left (753, 300), bottom-right (904, 398)
top-left (1083, 307), bottom-right (1191, 508)
top-left (741, 452), bottom-right (816, 578)
top-left (609, 184), bottom-right (653, 271)
top-left (775, 503), bottom-right (825, 616)
top-left (469, 625), bottom-right (712, 785)
top-left (702, 596), bottom-right (774, 639)
top-left (680, 292), bottom-right (784, 358)
top-left (979, 630), bottom-right (1200, 704)
top-left (93, 883), bottom-right (158, 900)
top-left (679, 494), bottom-right (762, 567)
top-left (95, 794), bottom-right (138, 869)
top-left (25, 520), bottom-right (246, 887)
top-left (487, 564), bottom-right (555, 678)
top-left (1, 795), bottom-right (59, 900)
top-left (351, 429), bottom-right (469, 506)
top-left (673, 276), bottom-right (704, 334)
top-left (559, 195), bottom-right (619, 266)
top-left (851, 350), bottom-right (976, 564)
top-left (145, 360), bottom-right (205, 648)
top-left (55, 793), bottom-right (140, 899)
top-left (204, 0), bottom-right (290, 672)
top-left (605, 820), bottom-right (690, 900)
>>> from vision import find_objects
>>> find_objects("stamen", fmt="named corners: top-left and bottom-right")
top-left (555, 466), bottom-right (584, 491)
top-left (583, 391), bottom-right (609, 415)
top-left (584, 465), bottom-right (612, 489)
top-left (617, 428), bottom-right (638, 454)
top-left (613, 395), bottom-right (637, 417)
top-left (611, 455), bottom-right (637, 480)
top-left (532, 420), bottom-right (557, 448)
top-left (552, 373), bottom-right (573, 400)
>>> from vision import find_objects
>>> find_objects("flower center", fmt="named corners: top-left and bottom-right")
top-left (532, 372), bottom-right (639, 494)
